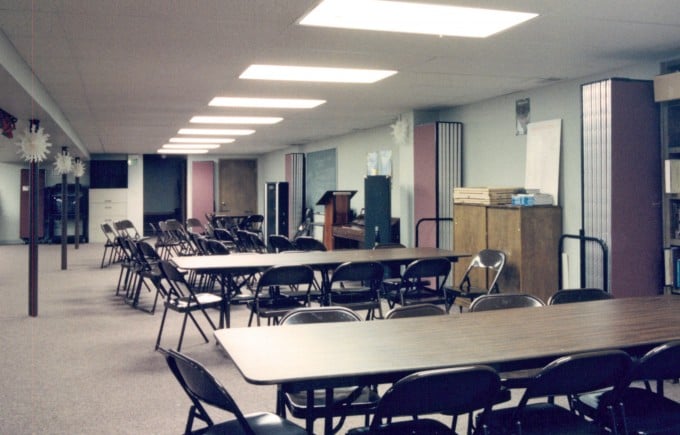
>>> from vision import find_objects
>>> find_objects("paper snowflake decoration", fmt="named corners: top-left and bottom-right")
top-left (16, 127), bottom-right (52, 162)
top-left (54, 152), bottom-right (73, 175)
top-left (72, 159), bottom-right (86, 178)
top-left (390, 116), bottom-right (410, 147)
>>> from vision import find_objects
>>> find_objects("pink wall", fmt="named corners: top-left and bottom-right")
top-left (191, 161), bottom-right (214, 225)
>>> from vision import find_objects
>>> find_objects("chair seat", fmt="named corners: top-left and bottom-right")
top-left (485, 402), bottom-right (604, 435)
top-left (284, 386), bottom-right (380, 418)
top-left (248, 298), bottom-right (305, 318)
top-left (577, 386), bottom-right (680, 434)
top-left (400, 288), bottom-right (447, 306)
top-left (347, 418), bottom-right (453, 435)
top-left (446, 288), bottom-right (488, 309)
top-left (172, 292), bottom-right (222, 310)
top-left (200, 411), bottom-right (308, 435)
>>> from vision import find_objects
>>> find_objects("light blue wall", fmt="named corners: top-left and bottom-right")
top-left (257, 57), bottom-right (672, 284)
top-left (257, 125), bottom-right (410, 242)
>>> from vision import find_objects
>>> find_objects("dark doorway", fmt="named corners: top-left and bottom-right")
top-left (143, 154), bottom-right (186, 236)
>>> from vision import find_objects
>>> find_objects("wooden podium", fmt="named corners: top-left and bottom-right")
top-left (317, 190), bottom-right (356, 250)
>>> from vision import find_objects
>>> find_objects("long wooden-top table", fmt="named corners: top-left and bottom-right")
top-left (172, 247), bottom-right (468, 327)
top-left (171, 247), bottom-right (465, 274)
top-left (215, 296), bottom-right (680, 433)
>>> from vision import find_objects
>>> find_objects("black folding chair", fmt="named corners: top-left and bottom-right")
top-left (163, 349), bottom-right (307, 435)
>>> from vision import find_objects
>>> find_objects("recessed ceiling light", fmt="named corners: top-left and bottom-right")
top-left (190, 116), bottom-right (283, 125)
top-left (163, 144), bottom-right (221, 149)
top-left (240, 64), bottom-right (397, 83)
top-left (169, 137), bottom-right (234, 144)
top-left (299, 0), bottom-right (538, 38)
top-left (158, 149), bottom-right (210, 154)
top-left (178, 128), bottom-right (255, 136)
top-left (209, 97), bottom-right (326, 109)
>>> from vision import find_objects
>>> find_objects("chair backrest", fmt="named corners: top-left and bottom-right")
top-left (235, 229), bottom-right (255, 252)
top-left (257, 265), bottom-right (315, 290)
top-left (158, 260), bottom-right (192, 298)
top-left (401, 257), bottom-right (451, 293)
top-left (164, 349), bottom-right (253, 434)
top-left (469, 293), bottom-right (545, 311)
top-left (385, 303), bottom-right (446, 319)
top-left (518, 350), bottom-right (632, 410)
top-left (293, 208), bottom-right (313, 240)
top-left (634, 340), bottom-right (680, 382)
top-left (330, 261), bottom-right (385, 286)
top-left (294, 236), bottom-right (327, 251)
top-left (186, 218), bottom-right (205, 234)
top-left (547, 288), bottom-right (612, 305)
top-left (371, 365), bottom-right (501, 427)
top-left (206, 239), bottom-right (231, 255)
top-left (100, 222), bottom-right (118, 243)
top-left (373, 243), bottom-right (406, 249)
top-left (268, 234), bottom-right (296, 253)
top-left (137, 240), bottom-right (162, 263)
top-left (280, 306), bottom-right (362, 324)
top-left (213, 228), bottom-right (236, 243)
top-left (458, 249), bottom-right (506, 293)
top-left (245, 231), bottom-right (268, 253)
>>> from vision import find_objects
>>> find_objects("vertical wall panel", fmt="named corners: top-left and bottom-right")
top-left (285, 153), bottom-right (305, 239)
top-left (437, 122), bottom-right (462, 250)
top-left (582, 78), bottom-right (662, 296)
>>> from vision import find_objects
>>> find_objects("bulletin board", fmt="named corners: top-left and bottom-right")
top-left (306, 148), bottom-right (337, 213)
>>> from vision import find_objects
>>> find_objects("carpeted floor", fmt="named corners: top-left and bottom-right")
top-left (0, 242), bottom-right (677, 434)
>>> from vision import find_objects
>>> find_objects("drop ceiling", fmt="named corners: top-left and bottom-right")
top-left (1, 0), bottom-right (680, 163)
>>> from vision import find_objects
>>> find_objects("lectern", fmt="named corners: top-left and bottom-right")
top-left (317, 190), bottom-right (356, 249)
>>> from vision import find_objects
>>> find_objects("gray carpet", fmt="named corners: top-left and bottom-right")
top-left (0, 242), bottom-right (677, 434)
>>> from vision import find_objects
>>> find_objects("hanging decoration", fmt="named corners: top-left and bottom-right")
top-left (0, 108), bottom-right (17, 138)
top-left (53, 148), bottom-right (73, 175)
top-left (390, 115), bottom-right (410, 147)
top-left (16, 119), bottom-right (52, 162)
top-left (72, 158), bottom-right (86, 178)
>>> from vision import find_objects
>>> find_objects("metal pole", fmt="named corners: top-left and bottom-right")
top-left (28, 159), bottom-right (39, 317)
top-left (60, 146), bottom-right (68, 270)
top-left (74, 165), bottom-right (80, 249)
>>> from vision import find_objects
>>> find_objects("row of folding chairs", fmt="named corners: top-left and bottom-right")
top-left (162, 303), bottom-right (680, 435)
top-left (99, 219), bottom-right (147, 268)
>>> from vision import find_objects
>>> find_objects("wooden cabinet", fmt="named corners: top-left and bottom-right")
top-left (453, 204), bottom-right (562, 303)
top-left (89, 189), bottom-right (127, 243)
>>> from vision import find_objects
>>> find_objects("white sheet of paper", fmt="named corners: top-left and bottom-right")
top-left (525, 119), bottom-right (562, 204)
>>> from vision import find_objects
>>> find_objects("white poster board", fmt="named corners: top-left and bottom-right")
top-left (525, 119), bottom-right (562, 204)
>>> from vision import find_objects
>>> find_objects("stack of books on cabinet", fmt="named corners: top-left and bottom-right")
top-left (453, 187), bottom-right (521, 205)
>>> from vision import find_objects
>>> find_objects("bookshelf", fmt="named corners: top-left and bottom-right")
top-left (657, 59), bottom-right (680, 293)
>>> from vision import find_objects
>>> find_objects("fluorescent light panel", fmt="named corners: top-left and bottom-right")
top-left (299, 0), bottom-right (538, 38)
top-left (163, 144), bottom-right (221, 149)
top-left (170, 137), bottom-right (234, 144)
top-left (158, 149), bottom-right (209, 154)
top-left (240, 64), bottom-right (397, 83)
top-left (209, 97), bottom-right (325, 109)
top-left (178, 128), bottom-right (255, 136)
top-left (190, 116), bottom-right (283, 125)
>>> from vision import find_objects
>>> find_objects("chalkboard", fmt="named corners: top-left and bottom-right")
top-left (306, 148), bottom-right (337, 213)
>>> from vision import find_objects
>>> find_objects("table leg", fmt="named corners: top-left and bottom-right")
top-left (218, 272), bottom-right (232, 329)
top-left (324, 388), bottom-right (334, 434)
top-left (306, 389), bottom-right (315, 434)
